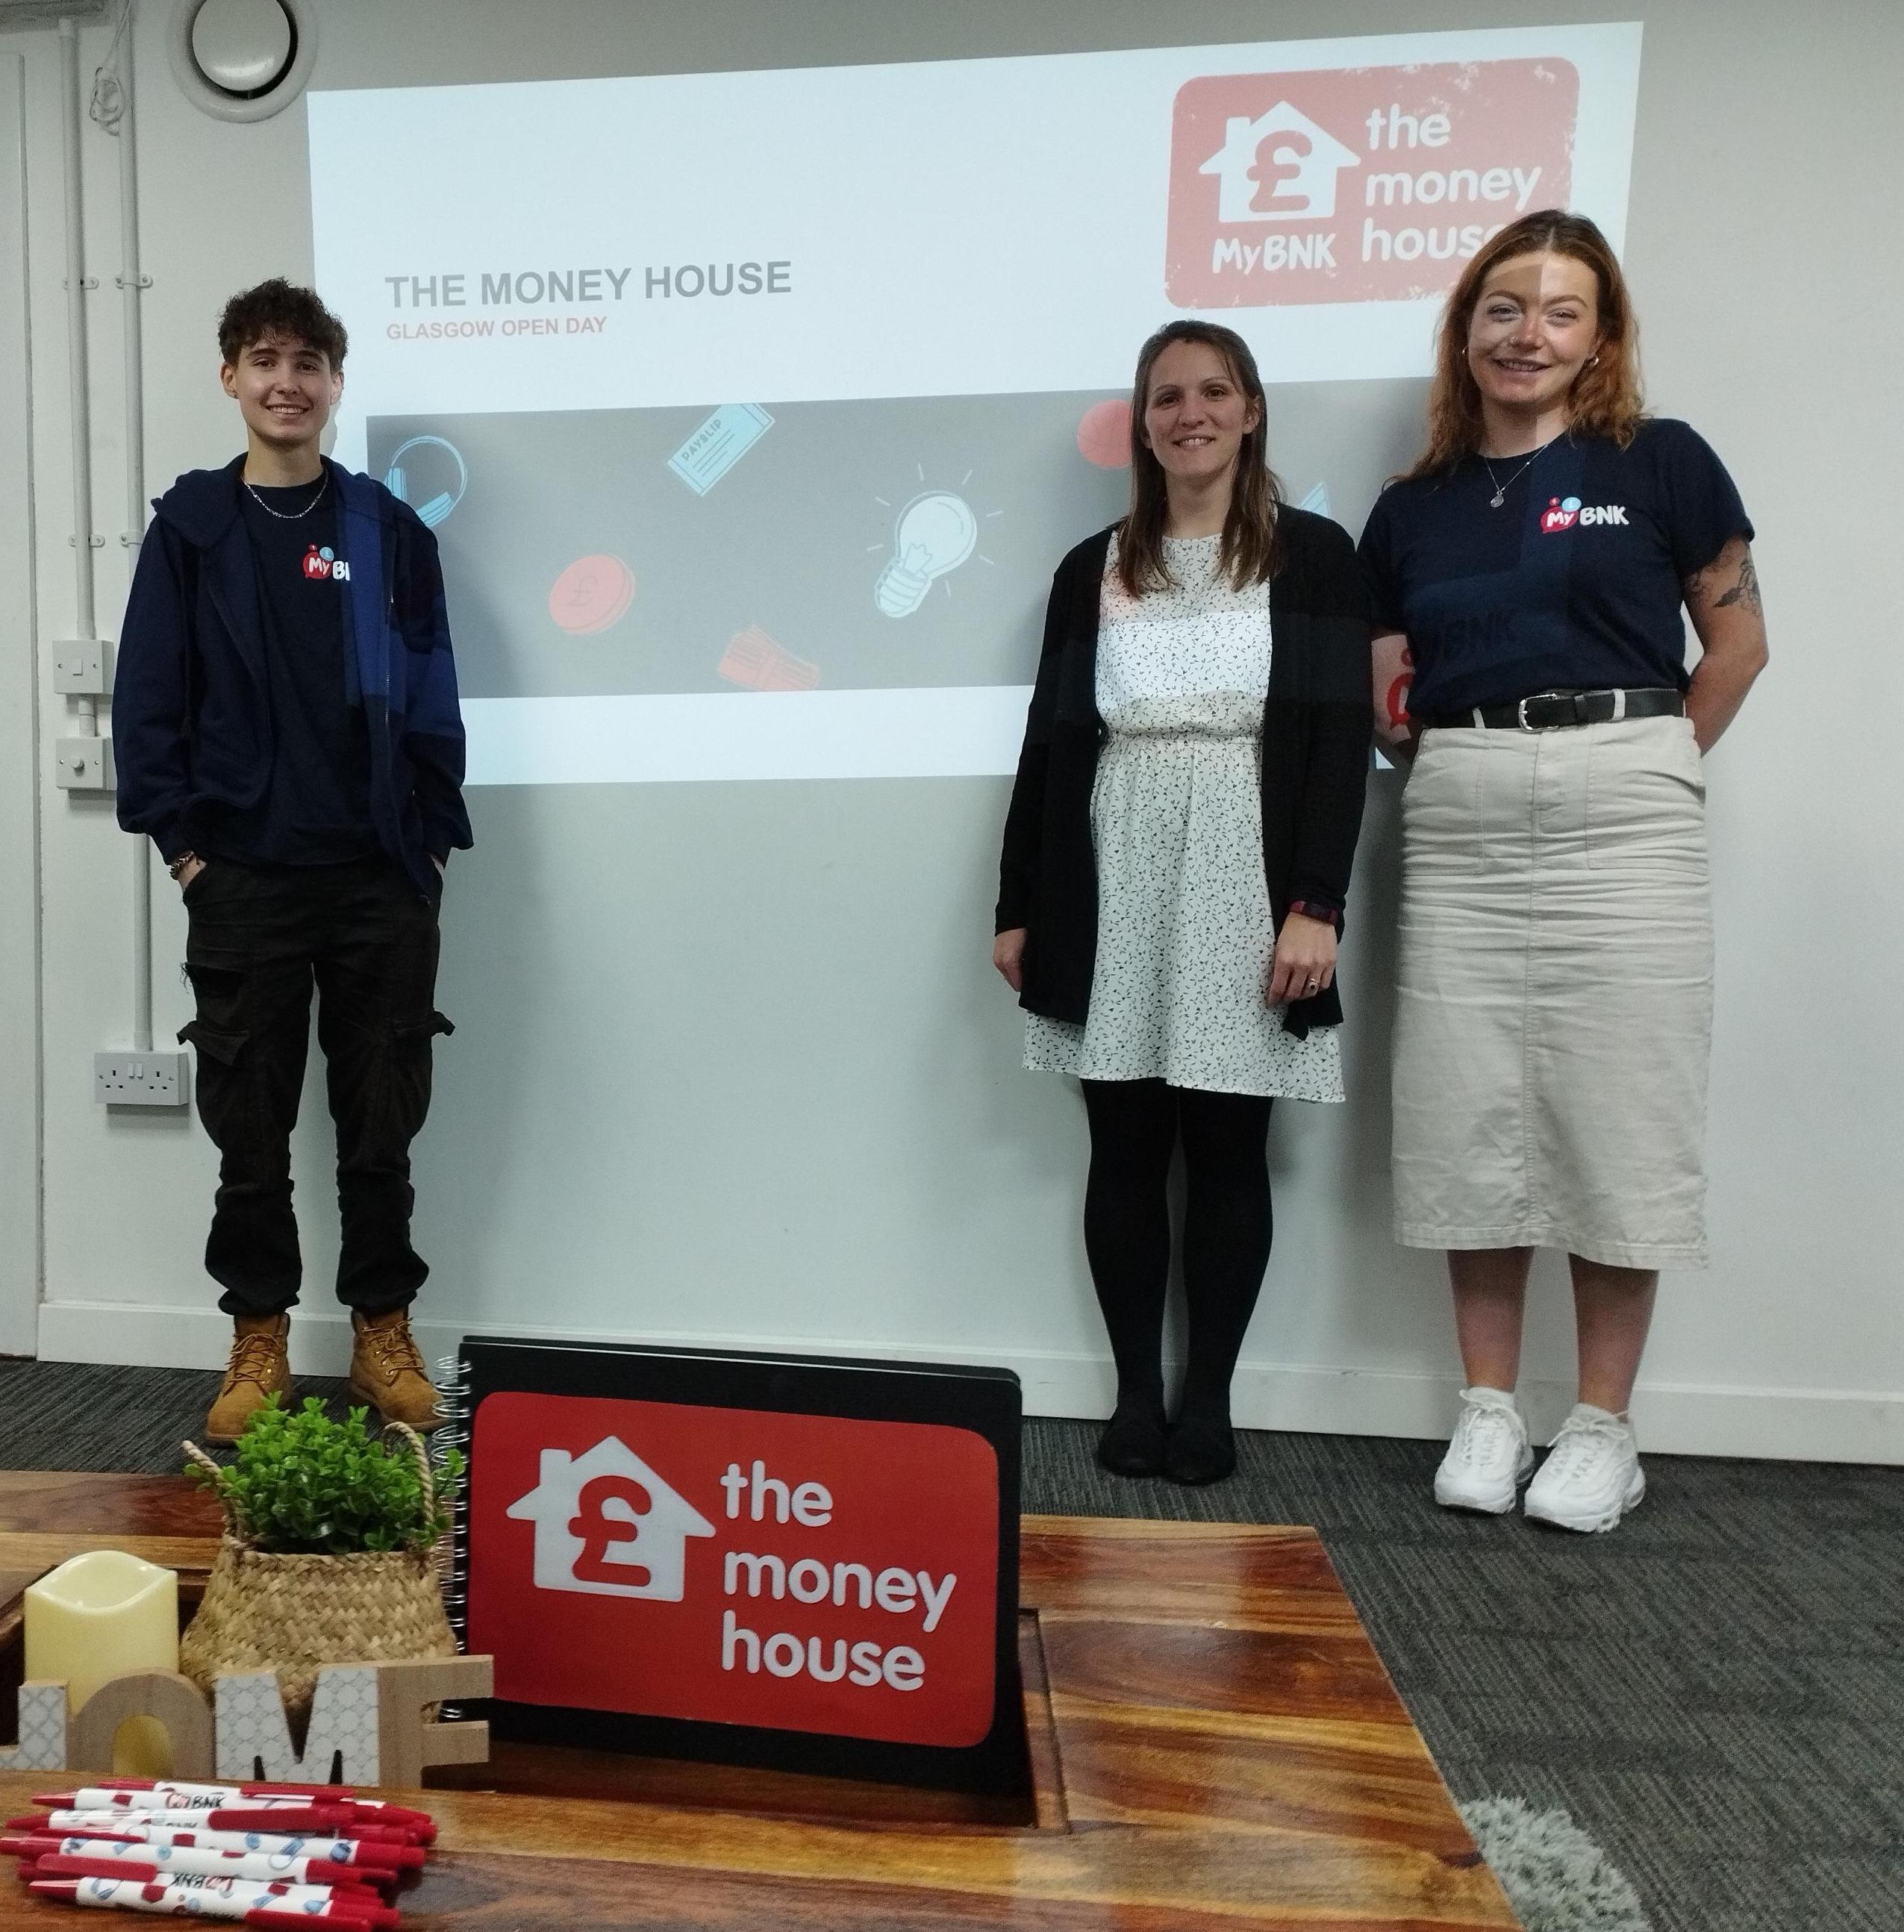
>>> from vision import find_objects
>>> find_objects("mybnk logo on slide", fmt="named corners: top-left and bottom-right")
top-left (1166, 58), bottom-right (1579, 309)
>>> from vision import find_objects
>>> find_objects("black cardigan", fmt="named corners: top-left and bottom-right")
top-left (995, 508), bottom-right (1373, 1036)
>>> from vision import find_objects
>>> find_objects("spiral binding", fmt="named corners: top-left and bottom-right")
top-left (429, 1351), bottom-right (473, 1719)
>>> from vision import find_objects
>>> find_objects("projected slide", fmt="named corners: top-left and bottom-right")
top-left (369, 378), bottom-right (1426, 705)
top-left (309, 24), bottom-right (1641, 784)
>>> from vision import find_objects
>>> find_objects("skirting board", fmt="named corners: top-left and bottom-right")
top-left (34, 1300), bottom-right (1903, 1466)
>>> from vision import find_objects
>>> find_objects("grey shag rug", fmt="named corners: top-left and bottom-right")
top-left (1461, 1796), bottom-right (1652, 1932)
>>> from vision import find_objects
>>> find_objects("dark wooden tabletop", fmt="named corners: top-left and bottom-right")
top-left (0, 1475), bottom-right (1517, 1930)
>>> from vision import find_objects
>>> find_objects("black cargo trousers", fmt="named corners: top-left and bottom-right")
top-left (178, 854), bottom-right (452, 1318)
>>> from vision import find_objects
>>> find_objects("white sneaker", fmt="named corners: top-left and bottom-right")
top-left (1433, 1387), bottom-right (1534, 1514)
top-left (1523, 1404), bottom-right (1646, 1533)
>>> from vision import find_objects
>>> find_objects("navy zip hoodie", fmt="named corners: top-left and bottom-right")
top-left (113, 457), bottom-right (472, 891)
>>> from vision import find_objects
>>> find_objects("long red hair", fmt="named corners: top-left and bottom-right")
top-left (1404, 211), bottom-right (1646, 481)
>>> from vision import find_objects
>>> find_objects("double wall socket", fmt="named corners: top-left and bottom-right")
top-left (95, 1050), bottom-right (190, 1108)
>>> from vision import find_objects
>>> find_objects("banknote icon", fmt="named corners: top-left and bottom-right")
top-left (668, 404), bottom-right (775, 495)
top-left (719, 625), bottom-right (820, 691)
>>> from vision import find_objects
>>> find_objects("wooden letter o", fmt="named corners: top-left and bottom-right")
top-left (68, 1671), bottom-right (215, 1778)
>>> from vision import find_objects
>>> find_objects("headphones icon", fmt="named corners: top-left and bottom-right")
top-left (383, 435), bottom-right (469, 529)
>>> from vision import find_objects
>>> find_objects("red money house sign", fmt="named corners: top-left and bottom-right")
top-left (1167, 58), bottom-right (1579, 307)
top-left (466, 1392), bottom-right (1001, 1747)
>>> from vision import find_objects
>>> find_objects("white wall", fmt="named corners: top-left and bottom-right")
top-left (5, 0), bottom-right (1900, 1463)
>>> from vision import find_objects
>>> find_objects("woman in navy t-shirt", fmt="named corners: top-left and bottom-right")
top-left (1358, 211), bottom-right (1767, 1534)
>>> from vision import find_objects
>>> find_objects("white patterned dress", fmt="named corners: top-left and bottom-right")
top-left (1024, 534), bottom-right (1344, 1101)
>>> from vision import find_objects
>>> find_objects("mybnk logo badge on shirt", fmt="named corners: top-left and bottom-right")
top-left (1541, 495), bottom-right (1629, 534)
top-left (302, 543), bottom-right (351, 581)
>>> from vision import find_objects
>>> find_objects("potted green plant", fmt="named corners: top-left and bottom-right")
top-left (180, 1397), bottom-right (464, 1723)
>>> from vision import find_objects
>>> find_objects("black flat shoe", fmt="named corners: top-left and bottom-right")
top-left (1096, 1402), bottom-right (1168, 1477)
top-left (1164, 1416), bottom-right (1236, 1485)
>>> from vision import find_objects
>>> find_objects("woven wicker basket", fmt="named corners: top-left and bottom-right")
top-left (179, 1426), bottom-right (457, 1723)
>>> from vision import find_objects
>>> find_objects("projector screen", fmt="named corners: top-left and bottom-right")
top-left (308, 24), bottom-right (1641, 785)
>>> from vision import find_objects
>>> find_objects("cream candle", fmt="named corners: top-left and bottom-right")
top-left (25, 1552), bottom-right (179, 1776)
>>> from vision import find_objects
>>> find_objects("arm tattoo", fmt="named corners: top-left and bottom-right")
top-left (1712, 550), bottom-right (1763, 617)
top-left (1683, 545), bottom-right (1763, 619)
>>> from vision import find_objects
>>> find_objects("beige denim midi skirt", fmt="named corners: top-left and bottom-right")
top-left (1391, 715), bottom-right (1713, 1269)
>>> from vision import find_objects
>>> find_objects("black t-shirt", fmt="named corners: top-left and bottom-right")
top-left (1357, 419), bottom-right (1752, 716)
top-left (211, 472), bottom-right (378, 865)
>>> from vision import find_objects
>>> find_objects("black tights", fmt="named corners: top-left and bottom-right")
top-left (1080, 1079), bottom-right (1273, 1428)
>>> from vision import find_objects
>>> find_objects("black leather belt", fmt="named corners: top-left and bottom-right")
top-left (1420, 687), bottom-right (1685, 732)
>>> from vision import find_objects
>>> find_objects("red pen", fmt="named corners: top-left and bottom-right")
top-left (31, 1875), bottom-right (394, 1925)
top-left (27, 1853), bottom-right (385, 1901)
top-left (54, 1779), bottom-right (361, 1800)
top-left (31, 1793), bottom-right (307, 1816)
top-left (0, 1828), bottom-right (419, 1873)
top-left (11, 1809), bottom-right (420, 1843)
top-left (40, 1786), bottom-right (435, 1834)
top-left (9, 1841), bottom-right (393, 1890)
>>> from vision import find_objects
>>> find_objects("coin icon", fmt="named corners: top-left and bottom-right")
top-left (1076, 399), bottom-right (1132, 469)
top-left (549, 554), bottom-right (636, 634)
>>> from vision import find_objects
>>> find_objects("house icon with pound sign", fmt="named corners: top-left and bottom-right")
top-left (1199, 101), bottom-right (1361, 222)
top-left (507, 1435), bottom-right (717, 1601)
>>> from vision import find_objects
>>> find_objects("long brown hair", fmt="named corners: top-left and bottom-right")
top-left (1404, 211), bottom-right (1645, 481)
top-left (1117, 319), bottom-right (1283, 598)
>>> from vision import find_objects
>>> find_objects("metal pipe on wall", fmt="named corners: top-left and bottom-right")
top-left (56, 15), bottom-right (97, 734)
top-left (115, 4), bottom-right (151, 1051)
top-left (8, 47), bottom-right (50, 1343)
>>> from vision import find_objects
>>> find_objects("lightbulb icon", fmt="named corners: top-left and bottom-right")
top-left (873, 490), bottom-right (978, 619)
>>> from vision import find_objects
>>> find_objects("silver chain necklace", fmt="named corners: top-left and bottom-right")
top-left (243, 469), bottom-right (329, 520)
top-left (1479, 434), bottom-right (1561, 510)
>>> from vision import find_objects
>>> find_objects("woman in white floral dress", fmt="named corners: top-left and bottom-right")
top-left (995, 321), bottom-right (1372, 1483)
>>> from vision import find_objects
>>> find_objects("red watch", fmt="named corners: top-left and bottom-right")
top-left (1285, 900), bottom-right (1343, 933)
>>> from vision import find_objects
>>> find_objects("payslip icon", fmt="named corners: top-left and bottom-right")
top-left (668, 403), bottom-right (775, 495)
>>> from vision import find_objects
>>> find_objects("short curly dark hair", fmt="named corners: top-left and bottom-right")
top-left (217, 278), bottom-right (348, 369)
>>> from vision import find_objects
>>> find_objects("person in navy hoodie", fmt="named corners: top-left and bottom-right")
top-left (114, 279), bottom-right (472, 1441)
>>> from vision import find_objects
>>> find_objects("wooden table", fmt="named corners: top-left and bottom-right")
top-left (0, 1472), bottom-right (1517, 1929)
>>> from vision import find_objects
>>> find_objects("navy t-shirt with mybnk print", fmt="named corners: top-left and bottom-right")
top-left (213, 469), bottom-right (380, 866)
top-left (1357, 419), bottom-right (1753, 717)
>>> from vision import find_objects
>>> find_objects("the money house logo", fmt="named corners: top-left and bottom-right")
top-left (1167, 58), bottom-right (1580, 310)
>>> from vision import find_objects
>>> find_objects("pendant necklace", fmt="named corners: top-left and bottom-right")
top-left (244, 470), bottom-right (329, 520)
top-left (1479, 434), bottom-right (1559, 510)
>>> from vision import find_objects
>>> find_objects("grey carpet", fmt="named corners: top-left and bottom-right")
top-left (1, 1359), bottom-right (1899, 1932)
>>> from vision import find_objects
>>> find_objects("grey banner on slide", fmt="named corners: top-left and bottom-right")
top-left (368, 380), bottom-right (1428, 704)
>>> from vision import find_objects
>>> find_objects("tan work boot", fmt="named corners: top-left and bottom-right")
top-left (349, 1307), bottom-right (443, 1430)
top-left (206, 1313), bottom-right (292, 1442)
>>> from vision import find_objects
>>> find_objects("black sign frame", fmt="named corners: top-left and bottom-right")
top-left (452, 1335), bottom-right (1025, 1796)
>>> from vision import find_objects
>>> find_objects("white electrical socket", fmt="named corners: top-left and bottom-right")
top-left (94, 1050), bottom-right (191, 1108)
top-left (55, 737), bottom-right (116, 791)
